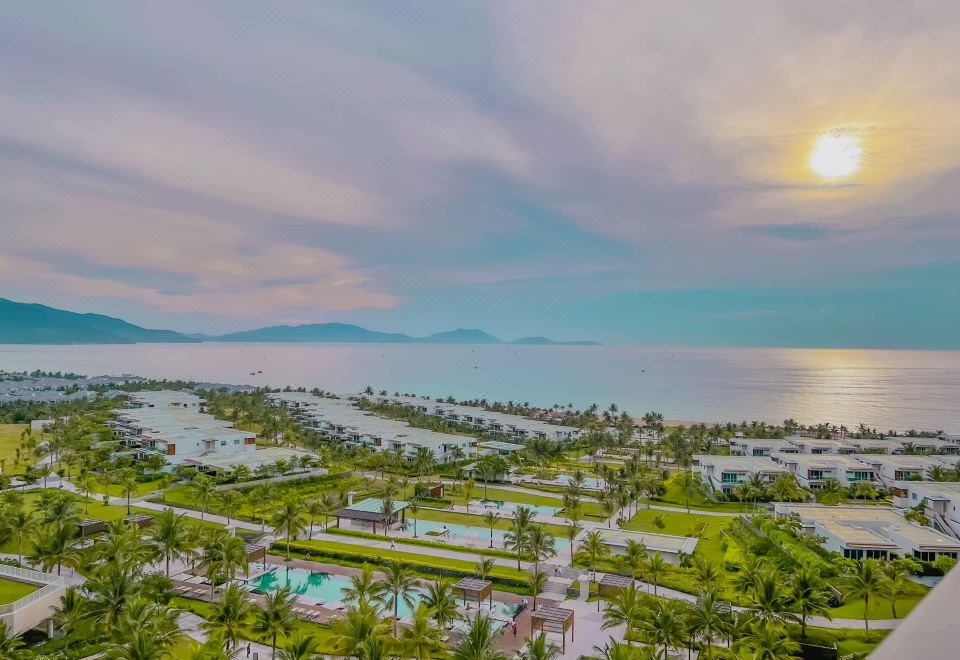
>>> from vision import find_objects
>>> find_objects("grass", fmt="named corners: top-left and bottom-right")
top-left (90, 477), bottom-right (166, 497)
top-left (0, 424), bottom-right (27, 475)
top-left (787, 625), bottom-right (889, 657)
top-left (622, 507), bottom-right (721, 538)
top-left (467, 486), bottom-right (605, 517)
top-left (414, 507), bottom-right (570, 536)
top-left (830, 583), bottom-right (927, 620)
top-left (642, 472), bottom-right (746, 513)
top-left (0, 577), bottom-right (37, 604)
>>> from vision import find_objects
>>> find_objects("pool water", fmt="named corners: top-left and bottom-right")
top-left (406, 518), bottom-right (569, 552)
top-left (552, 474), bottom-right (603, 489)
top-left (473, 499), bottom-right (561, 518)
top-left (250, 567), bottom-right (520, 620)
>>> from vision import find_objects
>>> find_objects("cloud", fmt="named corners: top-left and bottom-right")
top-left (741, 223), bottom-right (846, 242)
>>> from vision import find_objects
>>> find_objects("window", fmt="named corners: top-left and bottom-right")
top-left (220, 440), bottom-right (226, 446)
top-left (721, 473), bottom-right (740, 483)
top-left (234, 438), bottom-right (240, 445)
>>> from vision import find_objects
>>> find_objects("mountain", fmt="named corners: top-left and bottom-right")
top-left (214, 323), bottom-right (415, 343)
top-left (514, 336), bottom-right (600, 346)
top-left (0, 298), bottom-right (597, 345)
top-left (0, 298), bottom-right (196, 344)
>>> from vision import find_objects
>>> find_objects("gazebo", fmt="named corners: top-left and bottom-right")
top-left (245, 541), bottom-right (267, 566)
top-left (598, 573), bottom-right (634, 611)
top-left (77, 519), bottom-right (105, 538)
top-left (530, 605), bottom-right (574, 653)
top-left (123, 513), bottom-right (153, 529)
top-left (334, 498), bottom-right (408, 534)
top-left (453, 577), bottom-right (493, 609)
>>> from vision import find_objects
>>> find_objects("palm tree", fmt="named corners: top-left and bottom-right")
top-left (602, 584), bottom-right (644, 646)
top-left (645, 552), bottom-right (668, 596)
top-left (117, 469), bottom-right (139, 515)
top-left (421, 579), bottom-right (459, 629)
top-left (271, 496), bottom-right (308, 560)
top-left (331, 602), bottom-right (391, 658)
top-left (319, 491), bottom-right (342, 531)
top-left (527, 570), bottom-right (548, 611)
top-left (881, 559), bottom-right (914, 619)
top-left (218, 490), bottom-right (243, 527)
top-left (7, 508), bottom-right (36, 565)
top-left (201, 531), bottom-right (249, 601)
top-left (278, 632), bottom-right (324, 660)
top-left (252, 586), bottom-right (298, 659)
top-left (0, 621), bottom-right (24, 659)
top-left (148, 508), bottom-right (195, 577)
top-left (475, 557), bottom-right (495, 581)
top-left (846, 559), bottom-right (884, 630)
top-left (481, 511), bottom-right (499, 548)
top-left (576, 530), bottom-right (610, 581)
top-left (341, 565), bottom-right (386, 608)
top-left (189, 474), bottom-right (218, 521)
top-left (51, 586), bottom-right (89, 645)
top-left (639, 599), bottom-right (688, 659)
top-left (565, 520), bottom-right (583, 564)
top-left (403, 603), bottom-right (447, 659)
top-left (788, 566), bottom-right (833, 638)
top-left (380, 498), bottom-right (395, 537)
top-left (202, 583), bottom-right (253, 651)
top-left (451, 614), bottom-right (510, 660)
top-left (407, 498), bottom-right (421, 537)
top-left (519, 632), bottom-right (559, 660)
top-left (527, 527), bottom-right (557, 574)
top-left (382, 560), bottom-right (420, 635)
top-left (817, 478), bottom-right (844, 505)
top-left (414, 447), bottom-right (435, 482)
top-left (621, 539), bottom-right (647, 578)
top-left (737, 622), bottom-right (801, 659)
top-left (688, 587), bottom-right (730, 658)
top-left (751, 569), bottom-right (796, 626)
top-left (30, 521), bottom-right (79, 576)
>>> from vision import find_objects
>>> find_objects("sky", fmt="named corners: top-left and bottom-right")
top-left (1, 1), bottom-right (959, 347)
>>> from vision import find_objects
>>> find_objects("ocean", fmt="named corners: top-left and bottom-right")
top-left (1, 343), bottom-right (958, 433)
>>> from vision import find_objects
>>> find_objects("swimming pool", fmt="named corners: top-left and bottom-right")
top-left (472, 499), bottom-right (562, 518)
top-left (552, 474), bottom-right (603, 489)
top-left (249, 567), bottom-right (520, 621)
top-left (406, 518), bottom-right (569, 552)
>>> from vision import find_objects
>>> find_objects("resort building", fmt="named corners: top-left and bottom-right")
top-left (772, 453), bottom-right (880, 489)
top-left (363, 394), bottom-right (582, 442)
top-left (476, 440), bottom-right (525, 457)
top-left (0, 564), bottom-right (66, 637)
top-left (729, 438), bottom-right (800, 457)
top-left (598, 529), bottom-right (699, 565)
top-left (891, 481), bottom-right (960, 540)
top-left (775, 503), bottom-right (960, 561)
top-left (269, 392), bottom-right (474, 461)
top-left (782, 436), bottom-right (858, 454)
top-left (848, 454), bottom-right (960, 486)
top-left (845, 437), bottom-right (959, 455)
top-left (692, 455), bottom-right (787, 495)
top-left (112, 390), bottom-right (304, 472)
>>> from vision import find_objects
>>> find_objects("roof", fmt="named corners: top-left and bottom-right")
top-left (598, 528), bottom-right (700, 555)
top-left (599, 574), bottom-right (634, 588)
top-left (336, 498), bottom-right (409, 522)
top-left (478, 440), bottom-right (526, 451)
top-left (694, 455), bottom-right (787, 474)
top-left (453, 577), bottom-right (492, 593)
top-left (530, 606), bottom-right (574, 623)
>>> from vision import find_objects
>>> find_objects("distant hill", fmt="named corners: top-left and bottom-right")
top-left (0, 297), bottom-right (597, 345)
top-left (0, 298), bottom-right (196, 344)
top-left (514, 336), bottom-right (599, 346)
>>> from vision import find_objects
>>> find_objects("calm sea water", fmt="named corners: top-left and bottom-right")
top-left (1, 343), bottom-right (958, 433)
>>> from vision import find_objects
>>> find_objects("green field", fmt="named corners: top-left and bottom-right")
top-left (622, 507), bottom-right (721, 537)
top-left (91, 477), bottom-right (166, 498)
top-left (642, 472), bottom-right (746, 513)
top-left (0, 423), bottom-right (27, 474)
top-left (0, 577), bottom-right (37, 604)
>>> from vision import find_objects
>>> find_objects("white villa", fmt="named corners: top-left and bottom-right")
top-left (891, 481), bottom-right (960, 540)
top-left (598, 529), bottom-right (699, 565)
top-left (270, 392), bottom-right (474, 461)
top-left (692, 455), bottom-right (787, 495)
top-left (729, 438), bottom-right (800, 457)
top-left (849, 454), bottom-right (960, 486)
top-left (845, 437), bottom-right (959, 455)
top-left (772, 453), bottom-right (880, 489)
top-left (775, 503), bottom-right (960, 562)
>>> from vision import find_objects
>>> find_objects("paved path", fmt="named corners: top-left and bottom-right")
top-left (178, 611), bottom-right (275, 659)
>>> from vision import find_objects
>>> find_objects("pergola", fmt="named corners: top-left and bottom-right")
top-left (77, 519), bottom-right (105, 538)
top-left (453, 577), bottom-right (493, 609)
top-left (245, 542), bottom-right (267, 565)
top-left (123, 514), bottom-right (153, 529)
top-left (598, 573), bottom-right (634, 611)
top-left (334, 498), bottom-right (408, 535)
top-left (530, 605), bottom-right (574, 653)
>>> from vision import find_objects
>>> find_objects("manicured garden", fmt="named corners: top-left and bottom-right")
top-left (0, 423), bottom-right (26, 474)
top-left (0, 577), bottom-right (37, 604)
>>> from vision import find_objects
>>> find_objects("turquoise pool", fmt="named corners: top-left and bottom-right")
top-left (250, 567), bottom-right (520, 620)
top-left (406, 518), bottom-right (569, 552)
top-left (473, 499), bottom-right (562, 517)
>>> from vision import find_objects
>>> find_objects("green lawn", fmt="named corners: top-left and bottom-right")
top-left (91, 477), bottom-right (166, 497)
top-left (643, 472), bottom-right (746, 513)
top-left (467, 486), bottom-right (605, 517)
top-left (831, 583), bottom-right (927, 620)
top-left (0, 424), bottom-right (27, 475)
top-left (414, 507), bottom-right (570, 536)
top-left (622, 508), bottom-right (722, 537)
top-left (0, 577), bottom-right (37, 604)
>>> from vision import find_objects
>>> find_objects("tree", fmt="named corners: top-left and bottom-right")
top-left (381, 560), bottom-right (420, 636)
top-left (277, 632), bottom-right (324, 660)
top-left (691, 555), bottom-right (724, 592)
top-left (149, 508), bottom-right (196, 577)
top-left (475, 557), bottom-right (495, 580)
top-left (413, 447), bottom-right (435, 482)
top-left (331, 602), bottom-right (391, 658)
top-left (737, 622), bottom-right (801, 660)
top-left (565, 520), bottom-right (583, 564)
top-left (451, 614), bottom-right (510, 660)
top-left (481, 511), bottom-right (499, 548)
top-left (519, 633), bottom-right (559, 660)
top-left (403, 603), bottom-right (447, 660)
top-left (602, 584), bottom-right (645, 646)
top-left (201, 531), bottom-right (248, 601)
top-left (527, 570), bottom-right (548, 611)
top-left (817, 479), bottom-right (844, 505)
top-left (639, 599), bottom-right (688, 659)
top-left (7, 507), bottom-right (36, 565)
top-left (575, 530), bottom-right (610, 581)
top-left (421, 580), bottom-right (459, 629)
top-left (116, 469), bottom-right (139, 514)
top-left (342, 566), bottom-right (387, 608)
top-left (846, 559), bottom-right (884, 630)
top-left (270, 496), bottom-right (308, 559)
top-left (645, 552), bottom-right (668, 596)
top-left (0, 621), bottom-right (24, 659)
top-left (527, 526), bottom-right (557, 574)
top-left (30, 521), bottom-right (79, 576)
top-left (380, 498), bottom-right (395, 537)
top-left (407, 498), bottom-right (421, 538)
top-left (218, 490), bottom-right (243, 528)
top-left (688, 587), bottom-right (729, 658)
top-left (202, 583), bottom-right (253, 651)
top-left (676, 470), bottom-right (703, 512)
top-left (252, 586), bottom-right (298, 659)
top-left (750, 569), bottom-right (797, 626)
top-left (881, 559), bottom-right (918, 619)
top-left (189, 474), bottom-right (218, 521)
top-left (788, 566), bottom-right (833, 638)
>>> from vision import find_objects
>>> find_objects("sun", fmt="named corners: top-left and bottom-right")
top-left (810, 133), bottom-right (862, 178)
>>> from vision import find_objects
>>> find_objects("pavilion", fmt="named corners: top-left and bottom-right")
top-left (453, 577), bottom-right (493, 609)
top-left (530, 605), bottom-right (574, 653)
top-left (334, 498), bottom-right (408, 534)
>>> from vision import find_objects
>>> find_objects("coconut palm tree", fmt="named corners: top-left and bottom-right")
top-left (407, 498), bottom-right (421, 538)
top-left (527, 570), bottom-right (548, 611)
top-left (270, 496), bottom-right (308, 560)
top-left (691, 555), bottom-right (724, 592)
top-left (148, 508), bottom-right (196, 577)
top-left (252, 586), bottom-right (298, 659)
top-left (519, 632), bottom-right (559, 660)
top-left (403, 603), bottom-right (447, 660)
top-left (202, 583), bottom-right (253, 651)
top-left (7, 507), bottom-right (36, 565)
top-left (817, 479), bottom-right (844, 505)
top-left (787, 566), bottom-right (833, 638)
top-left (451, 614), bottom-right (511, 660)
top-left (218, 490), bottom-right (244, 528)
top-left (341, 565), bottom-right (387, 608)
top-left (200, 531), bottom-right (249, 601)
top-left (380, 498), bottom-right (395, 537)
top-left (621, 539), bottom-right (647, 578)
top-left (189, 474), bottom-right (219, 521)
top-left (421, 579), bottom-right (459, 629)
top-left (381, 560), bottom-right (420, 636)
top-left (30, 521), bottom-right (79, 576)
top-left (527, 527), bottom-right (557, 574)
top-left (51, 585), bottom-right (89, 645)
top-left (565, 520), bottom-right (583, 564)
top-left (639, 598), bottom-right (688, 659)
top-left (481, 511), bottom-right (499, 548)
top-left (0, 621), bottom-right (24, 659)
top-left (846, 559), bottom-right (884, 630)
top-left (688, 587), bottom-right (730, 658)
top-left (736, 622), bottom-right (801, 659)
top-left (475, 557), bottom-right (495, 581)
top-left (331, 602), bottom-right (391, 658)
top-left (575, 530), bottom-right (610, 581)
top-left (644, 552), bottom-right (668, 596)
top-left (880, 559), bottom-right (916, 619)
top-left (750, 569), bottom-right (797, 626)
top-left (277, 632), bottom-right (324, 660)
top-left (602, 584), bottom-right (645, 646)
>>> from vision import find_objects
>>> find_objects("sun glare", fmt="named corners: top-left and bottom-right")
top-left (810, 133), bottom-right (862, 178)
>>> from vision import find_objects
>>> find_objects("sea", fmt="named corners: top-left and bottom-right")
top-left (1, 343), bottom-right (958, 433)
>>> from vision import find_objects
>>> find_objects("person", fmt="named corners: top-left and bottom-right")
top-left (390, 539), bottom-right (395, 550)
top-left (512, 621), bottom-right (517, 636)
top-left (246, 643), bottom-right (251, 657)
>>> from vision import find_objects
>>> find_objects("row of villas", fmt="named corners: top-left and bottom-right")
top-left (731, 435), bottom-right (960, 457)
top-left (362, 394), bottom-right (582, 442)
top-left (270, 392), bottom-right (516, 462)
top-left (112, 391), bottom-right (303, 472)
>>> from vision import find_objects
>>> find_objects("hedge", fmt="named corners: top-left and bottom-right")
top-left (275, 541), bottom-right (530, 593)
